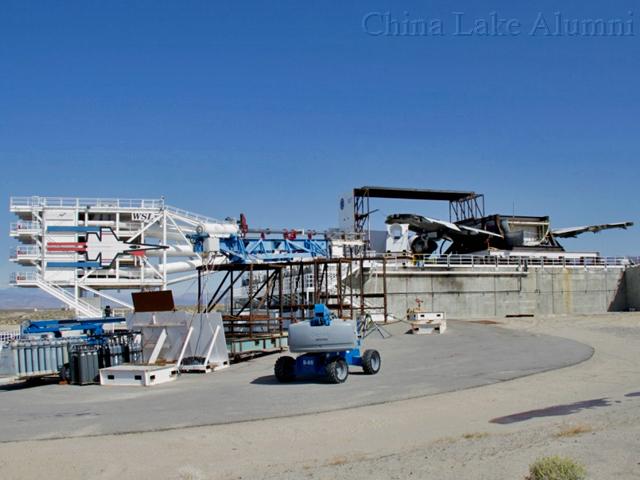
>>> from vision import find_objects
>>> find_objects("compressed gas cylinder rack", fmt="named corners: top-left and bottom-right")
top-left (68, 332), bottom-right (143, 385)
top-left (69, 344), bottom-right (100, 385)
top-left (8, 337), bottom-right (86, 379)
top-left (94, 332), bottom-right (143, 368)
top-left (1, 331), bottom-right (143, 383)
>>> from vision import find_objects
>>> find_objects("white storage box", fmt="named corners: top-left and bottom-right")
top-left (408, 312), bottom-right (444, 322)
top-left (100, 364), bottom-right (178, 387)
top-left (408, 311), bottom-right (446, 335)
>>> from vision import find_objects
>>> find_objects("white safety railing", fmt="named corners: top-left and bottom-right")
top-left (382, 254), bottom-right (632, 269)
top-left (9, 246), bottom-right (40, 259)
top-left (164, 204), bottom-right (223, 225)
top-left (231, 253), bottom-right (635, 301)
top-left (10, 196), bottom-right (164, 210)
top-left (10, 221), bottom-right (41, 233)
top-left (10, 271), bottom-right (38, 284)
top-left (33, 276), bottom-right (102, 317)
top-left (9, 273), bottom-right (102, 317)
top-left (10, 270), bottom-right (163, 287)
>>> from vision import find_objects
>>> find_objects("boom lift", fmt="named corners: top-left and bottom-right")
top-left (274, 304), bottom-right (381, 384)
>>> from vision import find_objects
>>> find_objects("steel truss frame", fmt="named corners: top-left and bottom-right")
top-left (198, 257), bottom-right (388, 356)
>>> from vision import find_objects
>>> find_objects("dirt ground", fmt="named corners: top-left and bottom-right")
top-left (0, 308), bottom-right (75, 326)
top-left (1, 312), bottom-right (639, 479)
top-left (0, 306), bottom-right (205, 328)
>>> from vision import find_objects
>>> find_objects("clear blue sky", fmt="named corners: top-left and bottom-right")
top-left (1, 0), bottom-right (639, 286)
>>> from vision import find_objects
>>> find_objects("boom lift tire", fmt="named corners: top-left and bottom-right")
top-left (362, 349), bottom-right (381, 375)
top-left (274, 356), bottom-right (296, 382)
top-left (325, 358), bottom-right (349, 384)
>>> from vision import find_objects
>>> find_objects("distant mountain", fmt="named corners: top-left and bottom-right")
top-left (0, 287), bottom-right (64, 309)
top-left (0, 286), bottom-right (200, 310)
top-left (173, 290), bottom-right (198, 306)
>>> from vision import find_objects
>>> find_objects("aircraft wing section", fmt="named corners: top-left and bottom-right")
top-left (458, 225), bottom-right (503, 238)
top-left (386, 213), bottom-right (506, 238)
top-left (552, 221), bottom-right (634, 238)
top-left (386, 214), bottom-right (460, 233)
top-left (421, 216), bottom-right (461, 232)
top-left (386, 213), bottom-right (507, 254)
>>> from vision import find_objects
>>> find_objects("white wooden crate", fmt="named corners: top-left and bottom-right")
top-left (411, 320), bottom-right (447, 334)
top-left (100, 364), bottom-right (178, 387)
top-left (408, 312), bottom-right (445, 322)
top-left (409, 311), bottom-right (447, 335)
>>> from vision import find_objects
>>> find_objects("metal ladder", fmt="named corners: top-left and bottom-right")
top-left (34, 276), bottom-right (102, 318)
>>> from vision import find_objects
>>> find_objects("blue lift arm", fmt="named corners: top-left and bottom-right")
top-left (21, 317), bottom-right (127, 337)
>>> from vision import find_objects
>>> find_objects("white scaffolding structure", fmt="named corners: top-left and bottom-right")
top-left (9, 196), bottom-right (237, 317)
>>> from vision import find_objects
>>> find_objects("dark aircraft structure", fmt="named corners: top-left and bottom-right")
top-left (386, 212), bottom-right (633, 256)
top-left (342, 186), bottom-right (634, 257)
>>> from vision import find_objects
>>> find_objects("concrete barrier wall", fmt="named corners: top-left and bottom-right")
top-left (365, 266), bottom-right (628, 320)
top-left (626, 266), bottom-right (640, 311)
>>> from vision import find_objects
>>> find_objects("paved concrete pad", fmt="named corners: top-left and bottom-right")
top-left (0, 320), bottom-right (592, 442)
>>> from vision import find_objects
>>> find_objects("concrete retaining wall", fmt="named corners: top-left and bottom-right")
top-left (364, 266), bottom-right (628, 320)
top-left (626, 265), bottom-right (640, 311)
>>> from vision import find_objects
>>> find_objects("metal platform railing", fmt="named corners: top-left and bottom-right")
top-left (10, 271), bottom-right (38, 284)
top-left (9, 197), bottom-right (228, 226)
top-left (9, 246), bottom-right (40, 259)
top-left (33, 277), bottom-right (102, 317)
top-left (10, 272), bottom-right (164, 290)
top-left (10, 221), bottom-right (41, 233)
top-left (10, 197), bottom-right (164, 210)
top-left (9, 273), bottom-right (101, 317)
top-left (381, 254), bottom-right (633, 269)
top-left (164, 204), bottom-right (223, 225)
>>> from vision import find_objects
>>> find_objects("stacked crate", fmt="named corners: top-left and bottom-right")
top-left (408, 311), bottom-right (446, 334)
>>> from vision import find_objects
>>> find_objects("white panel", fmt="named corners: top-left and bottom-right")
top-left (338, 191), bottom-right (355, 232)
top-left (43, 270), bottom-right (75, 281)
top-left (47, 233), bottom-right (75, 241)
top-left (44, 209), bottom-right (76, 223)
top-left (386, 224), bottom-right (410, 253)
top-left (45, 254), bottom-right (76, 261)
